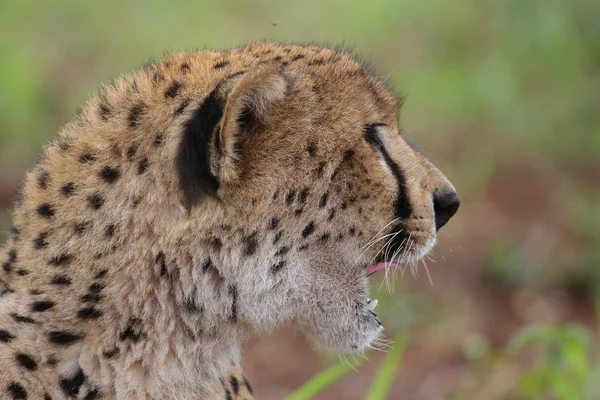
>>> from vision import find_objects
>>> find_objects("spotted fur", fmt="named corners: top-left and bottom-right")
top-left (0, 42), bottom-right (458, 399)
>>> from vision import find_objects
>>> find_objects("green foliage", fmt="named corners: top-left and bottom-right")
top-left (285, 359), bottom-right (361, 400)
top-left (509, 324), bottom-right (594, 400)
top-left (365, 333), bottom-right (408, 400)
top-left (286, 332), bottom-right (408, 400)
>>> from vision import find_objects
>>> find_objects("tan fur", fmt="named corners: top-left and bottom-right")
top-left (0, 43), bottom-right (457, 399)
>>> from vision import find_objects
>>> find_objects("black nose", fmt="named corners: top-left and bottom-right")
top-left (433, 190), bottom-right (460, 231)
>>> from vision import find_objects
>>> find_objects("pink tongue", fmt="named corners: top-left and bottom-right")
top-left (366, 262), bottom-right (400, 277)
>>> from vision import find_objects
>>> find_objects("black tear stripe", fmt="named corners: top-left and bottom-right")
top-left (364, 124), bottom-right (412, 219)
top-left (176, 86), bottom-right (223, 208)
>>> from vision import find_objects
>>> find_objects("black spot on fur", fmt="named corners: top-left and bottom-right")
top-left (285, 190), bottom-right (296, 205)
top-left (155, 252), bottom-right (168, 276)
top-left (225, 389), bottom-right (233, 400)
top-left (165, 81), bottom-right (182, 98)
top-left (0, 330), bottom-right (15, 342)
top-left (174, 99), bottom-right (191, 116)
top-left (213, 60), bottom-right (230, 69)
top-left (137, 157), bottom-right (149, 174)
top-left (243, 232), bottom-right (259, 256)
top-left (94, 270), bottom-right (108, 279)
top-left (48, 331), bottom-right (82, 345)
top-left (319, 233), bottom-right (331, 243)
top-left (100, 166), bottom-right (120, 183)
top-left (105, 224), bottom-right (115, 237)
top-left (126, 145), bottom-right (137, 160)
top-left (128, 105), bottom-right (143, 128)
top-left (34, 232), bottom-right (49, 249)
top-left (308, 58), bottom-right (326, 66)
top-left (3, 262), bottom-right (12, 273)
top-left (342, 149), bottom-right (354, 161)
top-left (299, 188), bottom-right (309, 204)
top-left (292, 54), bottom-right (305, 61)
top-left (84, 389), bottom-right (100, 400)
top-left (79, 153), bottom-right (96, 163)
top-left (269, 218), bottom-right (280, 230)
top-left (316, 161), bottom-right (326, 178)
top-left (272, 231), bottom-right (283, 244)
top-left (319, 192), bottom-right (329, 208)
top-left (16, 269), bottom-right (28, 276)
top-left (302, 222), bottom-right (315, 238)
top-left (103, 348), bottom-right (119, 359)
top-left (331, 166), bottom-right (341, 180)
top-left (181, 62), bottom-right (190, 73)
top-left (49, 253), bottom-right (72, 267)
top-left (7, 383), bottom-right (27, 399)
top-left (32, 301), bottom-right (54, 312)
top-left (74, 221), bottom-right (89, 235)
top-left (271, 260), bottom-right (286, 274)
top-left (176, 84), bottom-right (224, 207)
top-left (16, 353), bottom-right (37, 370)
top-left (294, 208), bottom-right (303, 216)
top-left (298, 244), bottom-right (309, 251)
top-left (60, 369), bottom-right (86, 397)
top-left (202, 258), bottom-right (213, 273)
top-left (11, 314), bottom-right (34, 324)
top-left (306, 142), bottom-right (317, 157)
top-left (275, 246), bottom-right (290, 256)
top-left (10, 226), bottom-right (20, 240)
top-left (38, 171), bottom-right (49, 189)
top-left (89, 282), bottom-right (105, 294)
top-left (8, 249), bottom-right (16, 263)
top-left (231, 376), bottom-right (240, 394)
top-left (61, 182), bottom-right (76, 196)
top-left (119, 326), bottom-right (141, 342)
top-left (81, 293), bottom-right (102, 303)
top-left (77, 307), bottom-right (102, 320)
top-left (349, 226), bottom-right (356, 236)
top-left (154, 134), bottom-right (165, 147)
top-left (37, 203), bottom-right (55, 219)
top-left (341, 201), bottom-right (347, 210)
top-left (88, 194), bottom-right (105, 210)
top-left (99, 103), bottom-right (111, 120)
top-left (229, 285), bottom-right (238, 322)
top-left (184, 293), bottom-right (199, 312)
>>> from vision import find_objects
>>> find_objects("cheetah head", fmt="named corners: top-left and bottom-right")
top-left (174, 45), bottom-right (459, 354)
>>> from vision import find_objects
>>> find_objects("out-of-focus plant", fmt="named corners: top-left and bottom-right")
top-left (509, 324), bottom-right (594, 400)
top-left (286, 332), bottom-right (408, 400)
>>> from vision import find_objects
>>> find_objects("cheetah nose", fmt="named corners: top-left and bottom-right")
top-left (433, 189), bottom-right (460, 231)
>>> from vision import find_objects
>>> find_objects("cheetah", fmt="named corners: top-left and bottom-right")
top-left (0, 42), bottom-right (459, 399)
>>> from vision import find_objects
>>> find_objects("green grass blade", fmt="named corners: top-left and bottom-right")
top-left (365, 332), bottom-right (408, 400)
top-left (285, 359), bottom-right (361, 400)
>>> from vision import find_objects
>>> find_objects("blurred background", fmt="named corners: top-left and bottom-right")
top-left (1, 0), bottom-right (599, 399)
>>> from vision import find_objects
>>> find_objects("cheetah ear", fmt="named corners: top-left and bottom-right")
top-left (212, 66), bottom-right (289, 182)
top-left (176, 66), bottom-right (288, 209)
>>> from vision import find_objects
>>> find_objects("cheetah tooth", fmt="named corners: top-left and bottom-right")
top-left (366, 298), bottom-right (378, 311)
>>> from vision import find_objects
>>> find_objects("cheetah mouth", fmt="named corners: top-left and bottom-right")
top-left (365, 261), bottom-right (400, 277)
top-left (362, 262), bottom-right (400, 315)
